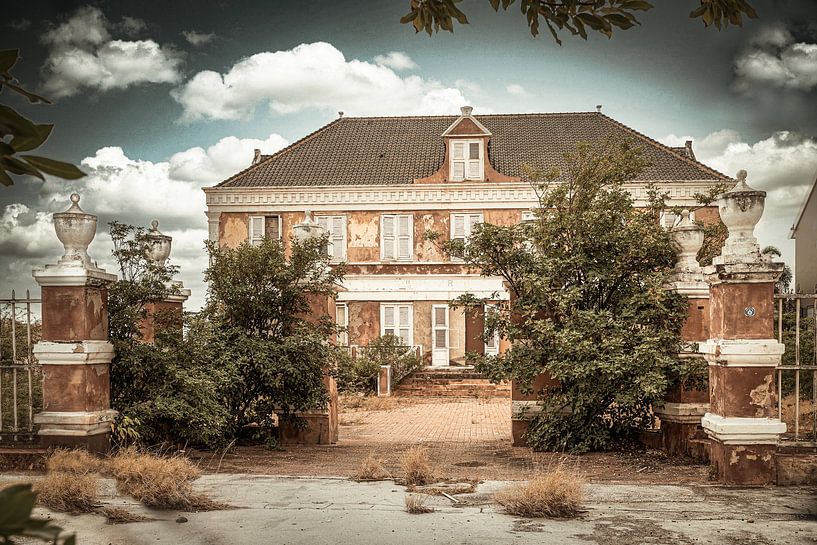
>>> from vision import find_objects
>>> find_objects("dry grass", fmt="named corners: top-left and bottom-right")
top-left (409, 481), bottom-right (477, 496)
top-left (400, 446), bottom-right (434, 486)
top-left (46, 448), bottom-right (102, 475)
top-left (34, 472), bottom-right (99, 513)
top-left (494, 468), bottom-right (584, 518)
top-left (108, 447), bottom-right (221, 510)
top-left (340, 394), bottom-right (398, 412)
top-left (404, 493), bottom-right (434, 514)
top-left (353, 452), bottom-right (390, 481)
top-left (98, 506), bottom-right (150, 524)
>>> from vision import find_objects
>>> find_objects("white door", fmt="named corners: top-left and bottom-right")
top-left (431, 305), bottom-right (449, 366)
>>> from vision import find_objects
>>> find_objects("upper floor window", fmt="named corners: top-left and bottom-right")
top-left (450, 139), bottom-right (483, 181)
top-left (316, 215), bottom-right (347, 261)
top-left (248, 215), bottom-right (281, 246)
top-left (381, 214), bottom-right (413, 261)
top-left (450, 212), bottom-right (483, 262)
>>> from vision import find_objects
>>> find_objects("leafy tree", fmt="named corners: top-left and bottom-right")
top-left (204, 236), bottom-right (344, 433)
top-left (401, 0), bottom-right (757, 44)
top-left (429, 140), bottom-right (689, 452)
top-left (761, 245), bottom-right (792, 293)
top-left (0, 49), bottom-right (84, 186)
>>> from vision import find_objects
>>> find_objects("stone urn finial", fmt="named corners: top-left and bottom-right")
top-left (715, 169), bottom-right (766, 263)
top-left (53, 193), bottom-right (97, 268)
top-left (293, 209), bottom-right (326, 243)
top-left (145, 219), bottom-right (172, 267)
top-left (672, 209), bottom-right (704, 273)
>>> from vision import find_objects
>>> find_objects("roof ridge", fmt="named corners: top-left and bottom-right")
top-left (596, 112), bottom-right (733, 182)
top-left (337, 111), bottom-right (600, 120)
top-left (215, 117), bottom-right (344, 187)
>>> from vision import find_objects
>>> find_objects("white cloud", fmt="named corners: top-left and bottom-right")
top-left (0, 132), bottom-right (289, 309)
top-left (660, 130), bottom-right (817, 276)
top-left (372, 51), bottom-right (418, 71)
top-left (119, 16), bottom-right (147, 36)
top-left (506, 83), bottom-right (531, 97)
top-left (41, 6), bottom-right (183, 98)
top-left (182, 30), bottom-right (216, 46)
top-left (733, 23), bottom-right (817, 93)
top-left (172, 42), bottom-right (474, 121)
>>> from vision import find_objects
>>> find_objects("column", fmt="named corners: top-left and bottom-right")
top-left (655, 210), bottom-right (711, 458)
top-left (141, 220), bottom-right (191, 343)
top-left (699, 171), bottom-right (786, 485)
top-left (32, 194), bottom-right (117, 453)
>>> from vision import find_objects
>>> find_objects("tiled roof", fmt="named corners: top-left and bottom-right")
top-left (217, 112), bottom-right (730, 188)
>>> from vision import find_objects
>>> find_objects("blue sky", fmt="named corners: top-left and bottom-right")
top-left (2, 0), bottom-right (817, 307)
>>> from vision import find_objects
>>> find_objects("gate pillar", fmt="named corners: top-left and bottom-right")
top-left (699, 171), bottom-right (786, 485)
top-left (32, 194), bottom-right (117, 453)
top-left (655, 210), bottom-right (710, 458)
top-left (140, 220), bottom-right (190, 343)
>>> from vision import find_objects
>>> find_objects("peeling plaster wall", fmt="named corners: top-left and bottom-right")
top-left (347, 301), bottom-right (379, 346)
top-left (348, 211), bottom-right (380, 262)
top-left (219, 212), bottom-right (249, 249)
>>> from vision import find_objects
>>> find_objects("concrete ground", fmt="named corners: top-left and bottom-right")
top-left (5, 474), bottom-right (816, 545)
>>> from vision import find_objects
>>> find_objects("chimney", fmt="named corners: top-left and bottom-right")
top-left (460, 105), bottom-right (473, 116)
top-left (596, 104), bottom-right (603, 113)
top-left (684, 140), bottom-right (696, 161)
top-left (252, 148), bottom-right (261, 165)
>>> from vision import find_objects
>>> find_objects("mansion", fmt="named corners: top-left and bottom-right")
top-left (203, 107), bottom-right (730, 366)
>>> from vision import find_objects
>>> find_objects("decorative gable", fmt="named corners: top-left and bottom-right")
top-left (415, 106), bottom-right (519, 184)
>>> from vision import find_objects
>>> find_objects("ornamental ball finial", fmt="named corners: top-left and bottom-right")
top-left (150, 219), bottom-right (159, 230)
top-left (737, 169), bottom-right (747, 182)
top-left (70, 193), bottom-right (80, 204)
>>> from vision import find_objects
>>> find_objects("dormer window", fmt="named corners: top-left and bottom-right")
top-left (450, 139), bottom-right (483, 181)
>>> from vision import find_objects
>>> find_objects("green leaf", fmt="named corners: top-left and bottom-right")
top-left (3, 81), bottom-right (51, 104)
top-left (0, 169), bottom-right (13, 186)
top-left (20, 155), bottom-right (86, 180)
top-left (1, 156), bottom-right (45, 179)
top-left (11, 123), bottom-right (53, 152)
top-left (0, 49), bottom-right (20, 74)
top-left (0, 105), bottom-right (40, 139)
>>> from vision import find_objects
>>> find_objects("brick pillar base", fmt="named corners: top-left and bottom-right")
top-left (511, 372), bottom-right (558, 447)
top-left (377, 365), bottom-right (391, 397)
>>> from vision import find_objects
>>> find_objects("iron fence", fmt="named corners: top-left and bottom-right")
top-left (0, 290), bottom-right (42, 442)
top-left (775, 293), bottom-right (816, 446)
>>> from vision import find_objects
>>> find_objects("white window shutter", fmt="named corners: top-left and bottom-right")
top-left (453, 142), bottom-right (465, 159)
top-left (397, 215), bottom-right (412, 260)
top-left (452, 162), bottom-right (465, 181)
top-left (332, 216), bottom-right (345, 259)
top-left (467, 160), bottom-right (480, 179)
top-left (249, 216), bottom-right (265, 246)
top-left (468, 214), bottom-right (482, 233)
top-left (453, 214), bottom-right (465, 239)
top-left (382, 215), bottom-right (395, 260)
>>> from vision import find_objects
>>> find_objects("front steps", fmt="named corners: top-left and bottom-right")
top-left (393, 367), bottom-right (511, 398)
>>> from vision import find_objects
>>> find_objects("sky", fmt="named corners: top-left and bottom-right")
top-left (2, 0), bottom-right (817, 309)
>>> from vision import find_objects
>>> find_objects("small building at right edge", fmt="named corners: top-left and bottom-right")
top-left (790, 173), bottom-right (817, 303)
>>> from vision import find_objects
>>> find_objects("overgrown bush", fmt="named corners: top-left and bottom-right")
top-left (337, 335), bottom-right (423, 393)
top-left (108, 223), bottom-right (345, 449)
top-left (433, 141), bottom-right (693, 452)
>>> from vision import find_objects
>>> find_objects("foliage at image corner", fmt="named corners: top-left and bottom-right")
top-left (109, 224), bottom-right (344, 449)
top-left (437, 140), bottom-right (695, 453)
top-left (0, 49), bottom-right (85, 187)
top-left (0, 484), bottom-right (74, 545)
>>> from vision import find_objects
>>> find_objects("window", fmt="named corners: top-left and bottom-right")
top-left (316, 215), bottom-right (347, 261)
top-left (484, 304), bottom-right (500, 356)
top-left (450, 139), bottom-right (483, 181)
top-left (381, 214), bottom-right (413, 261)
top-left (381, 303), bottom-right (413, 346)
top-left (450, 213), bottom-right (483, 261)
top-left (336, 303), bottom-right (349, 346)
top-left (248, 215), bottom-right (282, 246)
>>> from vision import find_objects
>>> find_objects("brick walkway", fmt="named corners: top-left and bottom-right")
top-left (197, 398), bottom-right (709, 484)
top-left (341, 398), bottom-right (511, 445)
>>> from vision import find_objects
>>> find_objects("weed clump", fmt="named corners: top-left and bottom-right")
top-left (494, 468), bottom-right (584, 518)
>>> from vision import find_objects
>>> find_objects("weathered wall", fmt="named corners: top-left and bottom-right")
top-left (449, 306), bottom-right (466, 364)
top-left (347, 301), bottom-right (379, 346)
top-left (219, 212), bottom-right (249, 248)
top-left (348, 211), bottom-right (380, 262)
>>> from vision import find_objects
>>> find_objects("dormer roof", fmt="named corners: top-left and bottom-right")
top-left (441, 106), bottom-right (491, 138)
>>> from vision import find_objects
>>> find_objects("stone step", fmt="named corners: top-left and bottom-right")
top-left (392, 366), bottom-right (510, 398)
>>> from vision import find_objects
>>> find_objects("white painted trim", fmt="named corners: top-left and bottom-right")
top-left (431, 304), bottom-right (450, 366)
top-left (336, 275), bottom-right (508, 302)
top-left (33, 341), bottom-right (115, 365)
top-left (203, 181), bottom-right (721, 213)
top-left (699, 339), bottom-right (785, 367)
top-left (380, 303), bottom-right (413, 346)
top-left (512, 400), bottom-right (543, 420)
top-left (654, 402), bottom-right (710, 424)
top-left (33, 265), bottom-right (116, 286)
top-left (377, 365), bottom-right (391, 397)
top-left (700, 413), bottom-right (786, 445)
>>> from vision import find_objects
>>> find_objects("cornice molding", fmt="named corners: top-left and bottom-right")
top-left (203, 180), bottom-right (721, 212)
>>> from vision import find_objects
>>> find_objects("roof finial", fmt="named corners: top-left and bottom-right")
top-left (596, 104), bottom-right (603, 113)
top-left (460, 105), bottom-right (473, 116)
top-left (338, 111), bottom-right (344, 118)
